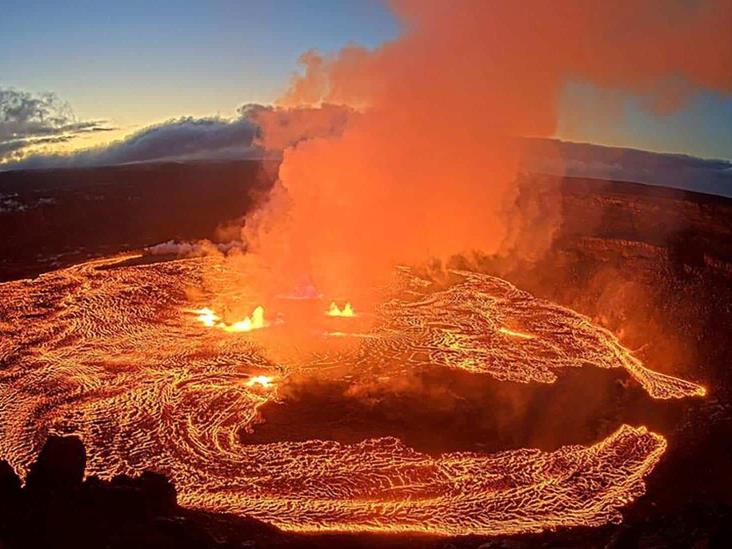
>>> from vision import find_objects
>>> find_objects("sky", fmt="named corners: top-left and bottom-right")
top-left (1, 0), bottom-right (731, 162)
top-left (0, 0), bottom-right (399, 125)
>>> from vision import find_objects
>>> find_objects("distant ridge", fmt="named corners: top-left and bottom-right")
top-left (521, 138), bottom-right (732, 198)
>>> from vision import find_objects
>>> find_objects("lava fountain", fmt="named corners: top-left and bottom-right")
top-left (187, 305), bottom-right (268, 333)
top-left (327, 302), bottom-right (355, 317)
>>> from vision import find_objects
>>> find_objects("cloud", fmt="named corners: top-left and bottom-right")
top-left (3, 103), bottom-right (353, 171)
top-left (0, 88), bottom-right (113, 164)
top-left (2, 90), bottom-right (729, 200)
top-left (8, 116), bottom-right (260, 170)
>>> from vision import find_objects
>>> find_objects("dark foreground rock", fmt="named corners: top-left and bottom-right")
top-left (0, 435), bottom-right (277, 549)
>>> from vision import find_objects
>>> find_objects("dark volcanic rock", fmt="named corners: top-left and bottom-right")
top-left (0, 160), bottom-right (273, 281)
top-left (25, 435), bottom-right (85, 494)
top-left (0, 461), bottom-right (21, 498)
top-left (0, 435), bottom-right (274, 549)
top-left (139, 471), bottom-right (177, 516)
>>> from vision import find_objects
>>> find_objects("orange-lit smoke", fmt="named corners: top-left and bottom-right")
top-left (250, 0), bottom-right (732, 299)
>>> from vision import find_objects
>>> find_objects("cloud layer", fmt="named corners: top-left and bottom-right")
top-left (2, 89), bottom-right (730, 200)
top-left (3, 102), bottom-right (352, 171)
top-left (12, 116), bottom-right (260, 170)
top-left (0, 88), bottom-right (112, 164)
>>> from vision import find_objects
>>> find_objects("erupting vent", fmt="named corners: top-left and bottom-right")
top-left (0, 254), bottom-right (703, 535)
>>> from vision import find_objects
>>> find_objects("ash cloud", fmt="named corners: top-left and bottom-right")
top-left (0, 88), bottom-right (113, 164)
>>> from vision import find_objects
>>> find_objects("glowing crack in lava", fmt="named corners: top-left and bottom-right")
top-left (498, 327), bottom-right (535, 339)
top-left (0, 255), bottom-right (704, 535)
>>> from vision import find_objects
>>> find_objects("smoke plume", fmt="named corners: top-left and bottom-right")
top-left (250, 0), bottom-right (732, 299)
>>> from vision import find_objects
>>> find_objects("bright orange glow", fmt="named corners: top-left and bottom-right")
top-left (327, 301), bottom-right (355, 317)
top-left (222, 305), bottom-right (267, 332)
top-left (189, 307), bottom-right (220, 327)
top-left (187, 305), bottom-right (267, 333)
top-left (246, 375), bottom-right (275, 389)
top-left (325, 331), bottom-right (375, 338)
top-left (498, 327), bottom-right (535, 339)
top-left (245, 0), bottom-right (732, 309)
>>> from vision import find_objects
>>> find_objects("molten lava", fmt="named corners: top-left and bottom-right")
top-left (327, 301), bottom-right (355, 317)
top-left (0, 254), bottom-right (705, 535)
top-left (188, 305), bottom-right (267, 333)
top-left (191, 307), bottom-right (219, 327)
top-left (498, 327), bottom-right (535, 339)
top-left (246, 375), bottom-right (275, 389)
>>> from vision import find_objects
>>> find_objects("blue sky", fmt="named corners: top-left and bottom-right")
top-left (558, 81), bottom-right (732, 160)
top-left (1, 0), bottom-right (730, 160)
top-left (0, 0), bottom-right (400, 125)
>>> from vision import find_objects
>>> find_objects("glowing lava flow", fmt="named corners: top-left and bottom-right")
top-left (498, 327), bottom-right (535, 339)
top-left (0, 255), bottom-right (704, 535)
top-left (368, 268), bottom-right (706, 400)
top-left (246, 375), bottom-right (275, 389)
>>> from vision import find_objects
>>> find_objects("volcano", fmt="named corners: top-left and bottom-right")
top-left (0, 162), bottom-right (730, 547)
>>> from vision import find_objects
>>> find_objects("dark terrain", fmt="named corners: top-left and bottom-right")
top-left (0, 161), bottom-right (272, 281)
top-left (1, 162), bottom-right (731, 548)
